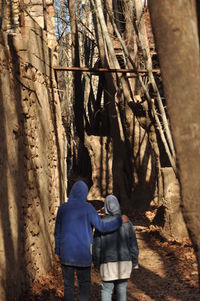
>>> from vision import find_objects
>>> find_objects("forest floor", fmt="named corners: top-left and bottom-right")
top-left (21, 212), bottom-right (200, 301)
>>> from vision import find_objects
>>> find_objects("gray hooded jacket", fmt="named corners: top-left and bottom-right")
top-left (92, 195), bottom-right (139, 268)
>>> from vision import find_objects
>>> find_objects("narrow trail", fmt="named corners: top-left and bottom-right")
top-left (126, 226), bottom-right (199, 301)
top-left (21, 217), bottom-right (200, 301)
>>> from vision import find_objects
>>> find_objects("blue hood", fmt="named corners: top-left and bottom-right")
top-left (68, 180), bottom-right (88, 203)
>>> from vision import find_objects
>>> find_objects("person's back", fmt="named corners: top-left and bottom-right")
top-left (93, 195), bottom-right (139, 301)
top-left (55, 194), bottom-right (97, 266)
top-left (54, 181), bottom-right (123, 301)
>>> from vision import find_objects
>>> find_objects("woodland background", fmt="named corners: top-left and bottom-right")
top-left (0, 0), bottom-right (200, 300)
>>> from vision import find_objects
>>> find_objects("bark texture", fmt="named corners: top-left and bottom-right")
top-left (149, 0), bottom-right (200, 282)
top-left (0, 3), bottom-right (66, 301)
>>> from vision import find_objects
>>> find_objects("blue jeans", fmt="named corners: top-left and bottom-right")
top-left (61, 264), bottom-right (91, 301)
top-left (101, 279), bottom-right (128, 301)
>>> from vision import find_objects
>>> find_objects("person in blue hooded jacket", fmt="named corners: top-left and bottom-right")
top-left (92, 195), bottom-right (139, 301)
top-left (54, 180), bottom-right (124, 301)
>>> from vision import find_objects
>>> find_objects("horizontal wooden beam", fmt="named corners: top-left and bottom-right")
top-left (53, 66), bottom-right (161, 74)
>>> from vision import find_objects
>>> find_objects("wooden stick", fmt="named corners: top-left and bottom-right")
top-left (53, 66), bottom-right (160, 73)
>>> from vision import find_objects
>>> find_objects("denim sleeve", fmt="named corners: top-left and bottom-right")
top-left (128, 222), bottom-right (139, 265)
top-left (54, 206), bottom-right (62, 255)
top-left (92, 230), bottom-right (101, 268)
top-left (89, 205), bottom-right (122, 233)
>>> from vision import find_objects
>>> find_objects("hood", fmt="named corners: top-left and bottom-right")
top-left (104, 195), bottom-right (121, 216)
top-left (68, 180), bottom-right (88, 203)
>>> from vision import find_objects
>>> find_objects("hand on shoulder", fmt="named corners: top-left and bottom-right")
top-left (122, 214), bottom-right (129, 223)
top-left (55, 254), bottom-right (60, 262)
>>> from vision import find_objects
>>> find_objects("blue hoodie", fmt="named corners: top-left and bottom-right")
top-left (54, 180), bottom-right (122, 267)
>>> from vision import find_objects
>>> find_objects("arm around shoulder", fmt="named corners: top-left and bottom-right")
top-left (89, 205), bottom-right (122, 233)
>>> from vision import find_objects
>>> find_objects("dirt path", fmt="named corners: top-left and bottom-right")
top-left (91, 224), bottom-right (199, 301)
top-left (126, 226), bottom-right (199, 301)
top-left (21, 222), bottom-right (200, 301)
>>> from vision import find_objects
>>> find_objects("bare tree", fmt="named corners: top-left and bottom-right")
top-left (149, 0), bottom-right (200, 283)
top-left (56, 0), bottom-right (179, 213)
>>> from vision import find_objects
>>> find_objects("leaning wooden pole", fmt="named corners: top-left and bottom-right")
top-left (134, 0), bottom-right (176, 160)
top-left (53, 66), bottom-right (160, 73)
top-left (109, 10), bottom-right (177, 174)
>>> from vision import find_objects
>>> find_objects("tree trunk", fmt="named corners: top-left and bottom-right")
top-left (149, 0), bottom-right (200, 284)
top-left (68, 0), bottom-right (84, 142)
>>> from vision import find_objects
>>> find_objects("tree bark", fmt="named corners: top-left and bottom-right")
top-left (149, 0), bottom-right (200, 284)
top-left (68, 0), bottom-right (84, 141)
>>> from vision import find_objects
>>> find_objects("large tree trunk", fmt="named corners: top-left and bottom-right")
top-left (149, 0), bottom-right (200, 284)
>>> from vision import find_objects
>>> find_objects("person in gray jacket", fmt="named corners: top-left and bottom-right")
top-left (92, 195), bottom-right (139, 301)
